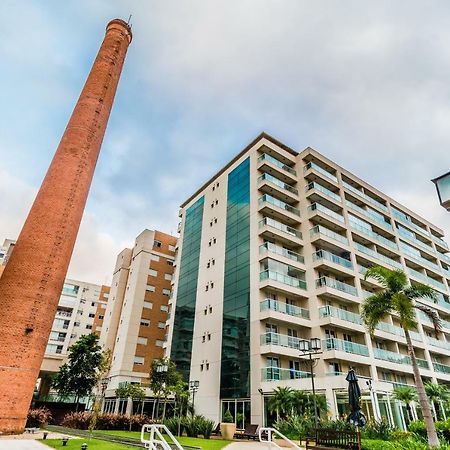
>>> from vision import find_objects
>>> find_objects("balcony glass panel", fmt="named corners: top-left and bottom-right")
top-left (433, 362), bottom-right (450, 374)
top-left (303, 161), bottom-right (338, 182)
top-left (407, 267), bottom-right (445, 290)
top-left (260, 242), bottom-right (304, 263)
top-left (373, 348), bottom-right (429, 369)
top-left (306, 182), bottom-right (341, 202)
top-left (259, 217), bottom-right (302, 239)
top-left (258, 173), bottom-right (298, 195)
top-left (258, 153), bottom-right (296, 175)
top-left (323, 338), bottom-right (369, 356)
top-left (308, 203), bottom-right (344, 223)
top-left (259, 194), bottom-right (300, 216)
top-left (261, 367), bottom-right (310, 381)
top-left (432, 234), bottom-right (449, 249)
top-left (342, 180), bottom-right (388, 212)
top-left (354, 242), bottom-right (403, 270)
top-left (349, 220), bottom-right (398, 250)
top-left (392, 207), bottom-right (429, 237)
top-left (401, 242), bottom-right (440, 271)
top-left (375, 321), bottom-right (405, 337)
top-left (261, 332), bottom-right (303, 349)
top-left (346, 200), bottom-right (392, 230)
top-left (260, 299), bottom-right (310, 319)
top-left (310, 225), bottom-right (349, 245)
top-left (319, 306), bottom-right (362, 325)
top-left (313, 249), bottom-right (353, 269)
top-left (260, 270), bottom-right (307, 290)
top-left (315, 276), bottom-right (358, 296)
top-left (427, 336), bottom-right (450, 351)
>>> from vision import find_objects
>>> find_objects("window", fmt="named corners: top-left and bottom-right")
top-left (149, 269), bottom-right (157, 277)
top-left (169, 245), bottom-right (176, 252)
top-left (140, 319), bottom-right (150, 327)
top-left (137, 337), bottom-right (148, 345)
top-left (150, 254), bottom-right (160, 261)
top-left (201, 363), bottom-right (204, 371)
top-left (146, 285), bottom-right (155, 292)
top-left (134, 356), bottom-right (145, 365)
top-left (158, 322), bottom-right (165, 329)
top-left (207, 333), bottom-right (211, 341)
top-left (46, 344), bottom-right (63, 354)
top-left (160, 305), bottom-right (169, 312)
top-left (155, 340), bottom-right (164, 347)
top-left (207, 262), bottom-right (210, 268)
top-left (210, 282), bottom-right (214, 289)
top-left (209, 306), bottom-right (213, 313)
top-left (206, 362), bottom-right (210, 370)
top-left (202, 335), bottom-right (206, 343)
top-left (165, 273), bottom-right (172, 281)
top-left (167, 259), bottom-right (174, 266)
top-left (214, 218), bottom-right (218, 224)
top-left (215, 200), bottom-right (218, 205)
top-left (154, 240), bottom-right (162, 248)
top-left (74, 322), bottom-right (80, 327)
top-left (86, 324), bottom-right (92, 330)
top-left (77, 310), bottom-right (83, 315)
top-left (162, 289), bottom-right (171, 296)
top-left (143, 301), bottom-right (153, 309)
top-left (213, 238), bottom-right (217, 244)
top-left (91, 302), bottom-right (96, 307)
top-left (99, 315), bottom-right (104, 320)
top-left (89, 313), bottom-right (95, 318)
top-left (205, 285), bottom-right (209, 292)
top-left (204, 308), bottom-right (208, 315)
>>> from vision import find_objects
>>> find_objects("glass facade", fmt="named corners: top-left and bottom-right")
top-left (220, 158), bottom-right (251, 399)
top-left (170, 196), bottom-right (205, 380)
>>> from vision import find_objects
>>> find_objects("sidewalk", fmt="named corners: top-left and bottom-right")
top-left (0, 441), bottom-right (49, 449)
top-left (225, 443), bottom-right (272, 449)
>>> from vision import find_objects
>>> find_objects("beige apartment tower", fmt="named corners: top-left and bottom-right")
top-left (167, 132), bottom-right (450, 430)
top-left (100, 230), bottom-right (176, 414)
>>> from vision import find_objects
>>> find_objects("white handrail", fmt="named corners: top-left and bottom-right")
top-left (259, 427), bottom-right (302, 449)
top-left (141, 423), bottom-right (184, 450)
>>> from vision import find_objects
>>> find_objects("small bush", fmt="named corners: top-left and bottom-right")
top-left (362, 420), bottom-right (394, 440)
top-left (164, 417), bottom-right (183, 436)
top-left (222, 410), bottom-right (233, 423)
top-left (182, 415), bottom-right (208, 438)
top-left (389, 430), bottom-right (411, 441)
top-left (61, 411), bottom-right (152, 431)
top-left (407, 420), bottom-right (427, 439)
top-left (26, 407), bottom-right (52, 428)
top-left (362, 439), bottom-right (427, 450)
top-left (198, 416), bottom-right (215, 439)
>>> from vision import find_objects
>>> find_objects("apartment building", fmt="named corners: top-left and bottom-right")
top-left (0, 239), bottom-right (15, 276)
top-left (166, 132), bottom-right (450, 429)
top-left (100, 229), bottom-right (176, 414)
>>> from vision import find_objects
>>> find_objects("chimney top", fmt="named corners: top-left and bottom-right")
top-left (106, 18), bottom-right (133, 44)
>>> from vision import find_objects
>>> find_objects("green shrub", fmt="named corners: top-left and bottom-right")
top-left (274, 415), bottom-right (315, 440)
top-left (61, 411), bottom-right (152, 430)
top-left (222, 410), bottom-right (233, 423)
top-left (362, 439), bottom-right (427, 450)
top-left (26, 407), bottom-right (52, 428)
top-left (182, 415), bottom-right (207, 438)
top-left (164, 417), bottom-right (183, 436)
top-left (389, 430), bottom-right (411, 441)
top-left (321, 419), bottom-right (355, 432)
top-left (407, 420), bottom-right (427, 439)
top-left (198, 416), bottom-right (215, 439)
top-left (361, 420), bottom-right (394, 440)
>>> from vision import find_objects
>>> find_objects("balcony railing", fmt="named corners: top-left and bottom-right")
top-left (319, 306), bottom-right (362, 325)
top-left (392, 208), bottom-right (429, 237)
top-left (310, 225), bottom-right (349, 245)
top-left (258, 153), bottom-right (297, 176)
top-left (397, 229), bottom-right (435, 254)
top-left (432, 234), bottom-right (449, 250)
top-left (260, 242), bottom-right (304, 264)
top-left (308, 203), bottom-right (344, 223)
top-left (346, 201), bottom-right (393, 230)
top-left (342, 181), bottom-right (388, 212)
top-left (261, 332), bottom-right (304, 350)
top-left (313, 249), bottom-right (353, 270)
top-left (401, 245), bottom-right (441, 272)
top-left (407, 267), bottom-right (445, 290)
top-left (349, 221), bottom-right (398, 250)
top-left (354, 242), bottom-right (403, 270)
top-left (260, 299), bottom-right (310, 319)
top-left (316, 276), bottom-right (358, 296)
top-left (433, 362), bottom-right (450, 374)
top-left (426, 336), bottom-right (450, 351)
top-left (303, 161), bottom-right (338, 182)
top-left (375, 321), bottom-right (405, 337)
top-left (373, 348), bottom-right (429, 369)
top-left (260, 270), bottom-right (307, 290)
top-left (258, 173), bottom-right (299, 196)
top-left (306, 182), bottom-right (341, 203)
top-left (259, 217), bottom-right (303, 239)
top-left (262, 367), bottom-right (311, 381)
top-left (323, 338), bottom-right (369, 356)
top-left (259, 194), bottom-right (300, 216)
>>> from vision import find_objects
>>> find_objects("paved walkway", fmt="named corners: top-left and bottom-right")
top-left (0, 441), bottom-right (49, 449)
top-left (225, 443), bottom-right (275, 449)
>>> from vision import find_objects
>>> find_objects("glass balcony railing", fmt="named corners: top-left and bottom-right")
top-left (258, 153), bottom-right (297, 176)
top-left (259, 194), bottom-right (300, 217)
top-left (305, 182), bottom-right (341, 203)
top-left (346, 201), bottom-right (392, 230)
top-left (401, 245), bottom-right (441, 272)
top-left (315, 276), bottom-right (358, 296)
top-left (308, 203), bottom-right (345, 223)
top-left (319, 306), bottom-right (362, 325)
top-left (349, 221), bottom-right (398, 250)
top-left (260, 242), bottom-right (304, 263)
top-left (323, 338), bottom-right (369, 356)
top-left (258, 173), bottom-right (299, 196)
top-left (373, 348), bottom-right (429, 369)
top-left (261, 367), bottom-right (311, 381)
top-left (313, 249), bottom-right (353, 269)
top-left (392, 208), bottom-right (430, 238)
top-left (260, 270), bottom-right (307, 290)
top-left (431, 234), bottom-right (449, 250)
top-left (310, 225), bottom-right (349, 245)
top-left (354, 242), bottom-right (403, 270)
top-left (259, 217), bottom-right (303, 239)
top-left (260, 299), bottom-right (310, 319)
top-left (433, 362), bottom-right (450, 374)
top-left (435, 293), bottom-right (450, 311)
top-left (303, 161), bottom-right (338, 182)
top-left (375, 321), bottom-right (405, 337)
top-left (342, 181), bottom-right (388, 212)
top-left (261, 332), bottom-right (303, 349)
top-left (397, 228), bottom-right (435, 254)
top-left (407, 267), bottom-right (445, 290)
top-left (439, 253), bottom-right (450, 265)
top-left (426, 336), bottom-right (450, 351)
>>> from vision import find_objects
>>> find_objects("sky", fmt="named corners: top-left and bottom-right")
top-left (0, 0), bottom-right (449, 285)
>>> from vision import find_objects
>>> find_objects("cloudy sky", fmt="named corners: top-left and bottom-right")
top-left (1, 0), bottom-right (449, 284)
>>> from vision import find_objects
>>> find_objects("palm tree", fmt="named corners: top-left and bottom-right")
top-left (268, 387), bottom-right (293, 421)
top-left (361, 266), bottom-right (440, 448)
top-left (392, 386), bottom-right (417, 423)
top-left (425, 382), bottom-right (450, 420)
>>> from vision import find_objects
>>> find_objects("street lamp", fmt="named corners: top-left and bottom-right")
top-left (299, 338), bottom-right (322, 431)
top-left (432, 171), bottom-right (450, 211)
top-left (189, 380), bottom-right (200, 413)
top-left (100, 377), bottom-right (110, 413)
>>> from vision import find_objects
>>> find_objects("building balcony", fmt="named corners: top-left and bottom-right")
top-left (260, 270), bottom-right (308, 297)
top-left (261, 332), bottom-right (305, 352)
top-left (313, 249), bottom-right (354, 275)
top-left (319, 305), bottom-right (362, 325)
top-left (258, 173), bottom-right (299, 204)
top-left (432, 234), bottom-right (449, 251)
top-left (261, 367), bottom-right (310, 382)
top-left (346, 200), bottom-right (393, 231)
top-left (303, 161), bottom-right (338, 184)
top-left (323, 338), bottom-right (369, 357)
top-left (259, 194), bottom-right (301, 224)
top-left (373, 348), bottom-right (429, 369)
top-left (258, 153), bottom-right (297, 183)
top-left (426, 336), bottom-right (450, 352)
top-left (305, 181), bottom-right (342, 204)
top-left (342, 180), bottom-right (388, 213)
top-left (260, 299), bottom-right (310, 320)
top-left (350, 222), bottom-right (398, 252)
top-left (259, 217), bottom-right (302, 246)
top-left (308, 202), bottom-right (345, 230)
top-left (309, 225), bottom-right (349, 248)
top-left (397, 228), bottom-right (435, 256)
top-left (353, 242), bottom-right (403, 270)
top-left (55, 310), bottom-right (72, 318)
top-left (260, 242), bottom-right (304, 265)
top-left (433, 362), bottom-right (450, 374)
top-left (407, 267), bottom-right (445, 291)
top-left (392, 208), bottom-right (430, 239)
top-left (316, 276), bottom-right (358, 298)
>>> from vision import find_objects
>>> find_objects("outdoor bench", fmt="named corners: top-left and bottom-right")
top-left (306, 428), bottom-right (360, 450)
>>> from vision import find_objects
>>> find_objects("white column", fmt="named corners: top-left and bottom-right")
top-left (325, 389), bottom-right (337, 419)
top-left (385, 395), bottom-right (395, 427)
top-left (126, 397), bottom-right (133, 416)
top-left (370, 390), bottom-right (381, 422)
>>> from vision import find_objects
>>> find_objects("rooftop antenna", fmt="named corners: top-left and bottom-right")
top-left (127, 14), bottom-right (133, 28)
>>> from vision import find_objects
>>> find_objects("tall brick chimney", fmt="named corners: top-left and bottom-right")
top-left (0, 19), bottom-right (132, 433)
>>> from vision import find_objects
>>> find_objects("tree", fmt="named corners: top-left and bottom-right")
top-left (291, 389), bottom-right (328, 418)
top-left (268, 387), bottom-right (293, 421)
top-left (115, 383), bottom-right (146, 416)
top-left (52, 333), bottom-right (105, 411)
top-left (425, 382), bottom-right (450, 420)
top-left (361, 266), bottom-right (440, 448)
top-left (392, 386), bottom-right (417, 423)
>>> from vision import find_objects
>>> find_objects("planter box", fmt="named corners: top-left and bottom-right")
top-left (220, 422), bottom-right (236, 440)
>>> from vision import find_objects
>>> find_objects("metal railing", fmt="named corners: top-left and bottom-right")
top-left (260, 270), bottom-right (307, 290)
top-left (373, 348), bottom-right (429, 369)
top-left (306, 181), bottom-right (342, 202)
top-left (258, 173), bottom-right (298, 195)
top-left (260, 242), bottom-right (304, 263)
top-left (259, 427), bottom-right (302, 449)
top-left (261, 332), bottom-right (304, 350)
top-left (261, 299), bottom-right (310, 319)
top-left (346, 200), bottom-right (393, 230)
top-left (258, 153), bottom-right (297, 176)
top-left (349, 221), bottom-right (398, 250)
top-left (354, 242), bottom-right (402, 270)
top-left (319, 305), bottom-right (362, 325)
top-left (342, 180), bottom-right (388, 212)
top-left (141, 424), bottom-right (183, 450)
top-left (259, 217), bottom-right (302, 239)
top-left (261, 367), bottom-right (310, 381)
top-left (316, 276), bottom-right (358, 296)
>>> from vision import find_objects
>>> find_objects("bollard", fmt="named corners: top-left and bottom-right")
top-left (62, 437), bottom-right (69, 446)
top-left (43, 432), bottom-right (48, 440)
top-left (81, 443), bottom-right (88, 450)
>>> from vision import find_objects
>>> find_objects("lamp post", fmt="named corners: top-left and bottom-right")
top-left (299, 338), bottom-right (322, 430)
top-left (189, 380), bottom-right (199, 414)
top-left (432, 171), bottom-right (450, 211)
top-left (100, 377), bottom-right (110, 413)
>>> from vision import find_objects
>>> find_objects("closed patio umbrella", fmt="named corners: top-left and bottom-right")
top-left (346, 369), bottom-right (367, 427)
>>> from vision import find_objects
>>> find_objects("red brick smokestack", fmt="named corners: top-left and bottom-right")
top-left (0, 19), bottom-right (132, 433)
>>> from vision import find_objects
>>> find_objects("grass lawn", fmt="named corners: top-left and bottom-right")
top-left (42, 438), bottom-right (134, 450)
